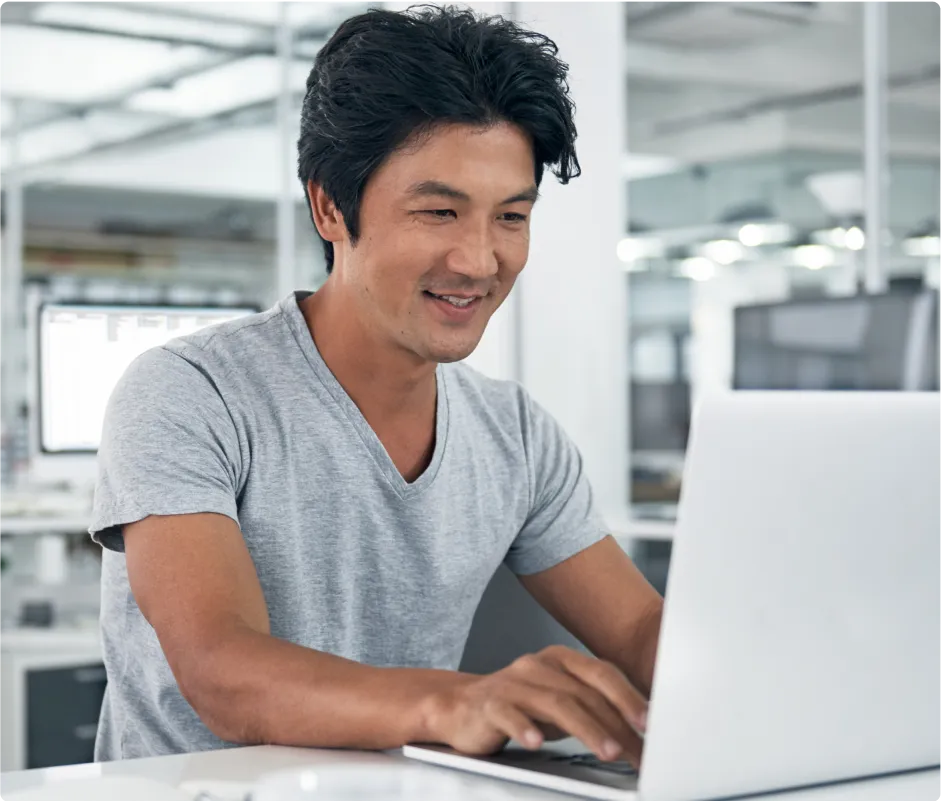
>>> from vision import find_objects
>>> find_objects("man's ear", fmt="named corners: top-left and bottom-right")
top-left (307, 180), bottom-right (346, 244)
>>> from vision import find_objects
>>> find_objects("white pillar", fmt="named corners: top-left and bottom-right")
top-left (863, 2), bottom-right (889, 295)
top-left (276, 2), bottom-right (297, 301)
top-left (514, 3), bottom-right (629, 528)
top-left (2, 103), bottom-right (25, 437)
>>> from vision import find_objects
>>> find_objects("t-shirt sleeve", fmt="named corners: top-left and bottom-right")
top-left (503, 393), bottom-right (608, 575)
top-left (89, 345), bottom-right (243, 552)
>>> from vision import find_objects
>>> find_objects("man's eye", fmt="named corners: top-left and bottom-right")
top-left (501, 213), bottom-right (528, 223)
top-left (424, 210), bottom-right (456, 218)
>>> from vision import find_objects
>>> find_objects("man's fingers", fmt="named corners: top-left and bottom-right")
top-left (513, 656), bottom-right (644, 762)
top-left (572, 683), bottom-right (645, 769)
top-left (520, 689), bottom-right (624, 762)
top-left (546, 647), bottom-right (648, 735)
top-left (484, 700), bottom-right (545, 750)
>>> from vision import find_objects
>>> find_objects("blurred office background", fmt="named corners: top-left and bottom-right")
top-left (1, 1), bottom-right (938, 771)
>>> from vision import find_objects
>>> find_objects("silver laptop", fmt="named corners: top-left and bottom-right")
top-left (404, 392), bottom-right (941, 800)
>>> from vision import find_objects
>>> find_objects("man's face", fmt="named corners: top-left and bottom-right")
top-left (332, 122), bottom-right (537, 364)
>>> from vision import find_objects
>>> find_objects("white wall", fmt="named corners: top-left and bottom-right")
top-left (513, 3), bottom-right (629, 528)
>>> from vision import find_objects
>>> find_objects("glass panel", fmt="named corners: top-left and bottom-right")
top-left (625, 2), bottom-right (867, 520)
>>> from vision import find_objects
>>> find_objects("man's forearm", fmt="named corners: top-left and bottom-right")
top-left (179, 623), bottom-right (474, 749)
top-left (615, 599), bottom-right (663, 699)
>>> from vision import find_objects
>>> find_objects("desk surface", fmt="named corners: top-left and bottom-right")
top-left (1, 744), bottom-right (938, 801)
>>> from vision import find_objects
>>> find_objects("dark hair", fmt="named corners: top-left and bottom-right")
top-left (297, 4), bottom-right (580, 273)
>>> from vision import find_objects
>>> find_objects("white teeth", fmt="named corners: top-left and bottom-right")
top-left (433, 294), bottom-right (475, 307)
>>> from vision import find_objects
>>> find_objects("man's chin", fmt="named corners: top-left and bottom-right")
top-left (421, 337), bottom-right (482, 365)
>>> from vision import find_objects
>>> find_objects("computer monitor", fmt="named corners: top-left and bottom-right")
top-left (733, 291), bottom-right (939, 391)
top-left (28, 301), bottom-right (256, 487)
top-left (630, 381), bottom-right (691, 452)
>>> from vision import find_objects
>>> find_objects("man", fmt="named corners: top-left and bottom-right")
top-left (91, 5), bottom-right (663, 769)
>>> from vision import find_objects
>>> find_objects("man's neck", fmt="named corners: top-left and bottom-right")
top-left (299, 280), bottom-right (438, 423)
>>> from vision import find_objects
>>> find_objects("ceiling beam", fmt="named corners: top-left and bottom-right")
top-left (102, 2), bottom-right (277, 32)
top-left (4, 19), bottom-right (329, 140)
top-left (14, 18), bottom-right (274, 54)
top-left (13, 89), bottom-right (307, 180)
top-left (650, 64), bottom-right (940, 136)
top-left (625, 39), bottom-right (861, 94)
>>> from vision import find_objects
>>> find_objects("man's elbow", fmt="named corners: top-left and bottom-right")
top-left (169, 635), bottom-right (268, 745)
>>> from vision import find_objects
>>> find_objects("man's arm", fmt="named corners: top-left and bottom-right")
top-left (124, 512), bottom-right (468, 749)
top-left (126, 513), bottom-right (648, 762)
top-left (518, 535), bottom-right (664, 698)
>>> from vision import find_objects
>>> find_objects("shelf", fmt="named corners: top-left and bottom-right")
top-left (0, 626), bottom-right (101, 652)
top-left (0, 517), bottom-right (91, 536)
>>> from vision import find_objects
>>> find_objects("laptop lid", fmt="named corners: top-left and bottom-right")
top-left (640, 392), bottom-right (940, 801)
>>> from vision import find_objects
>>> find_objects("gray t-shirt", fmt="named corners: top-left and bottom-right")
top-left (90, 290), bottom-right (606, 761)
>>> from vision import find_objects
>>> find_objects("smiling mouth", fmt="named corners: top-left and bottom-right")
top-left (423, 291), bottom-right (483, 308)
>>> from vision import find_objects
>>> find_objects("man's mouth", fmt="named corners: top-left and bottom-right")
top-left (423, 291), bottom-right (482, 308)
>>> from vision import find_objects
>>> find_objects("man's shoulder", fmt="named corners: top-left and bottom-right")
top-left (114, 303), bottom-right (292, 404)
top-left (441, 362), bottom-right (541, 445)
top-left (443, 363), bottom-right (571, 454)
top-left (163, 304), bottom-right (286, 361)
top-left (444, 361), bottom-right (527, 410)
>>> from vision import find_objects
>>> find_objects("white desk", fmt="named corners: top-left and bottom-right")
top-left (1, 744), bottom-right (937, 800)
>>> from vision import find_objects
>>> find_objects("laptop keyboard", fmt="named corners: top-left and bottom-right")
top-left (548, 753), bottom-right (638, 776)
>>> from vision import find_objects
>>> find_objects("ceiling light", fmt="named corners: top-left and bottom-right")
top-left (814, 227), bottom-right (847, 248)
top-left (738, 222), bottom-right (793, 247)
top-left (617, 237), bottom-right (664, 263)
top-left (621, 152), bottom-right (683, 180)
top-left (700, 239), bottom-right (744, 265)
top-left (903, 236), bottom-right (941, 258)
top-left (793, 244), bottom-right (835, 270)
top-left (738, 224), bottom-right (763, 248)
top-left (805, 171), bottom-right (864, 218)
top-left (680, 257), bottom-right (716, 282)
top-left (844, 226), bottom-right (865, 251)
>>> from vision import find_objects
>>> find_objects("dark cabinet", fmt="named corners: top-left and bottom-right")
top-left (26, 663), bottom-right (107, 769)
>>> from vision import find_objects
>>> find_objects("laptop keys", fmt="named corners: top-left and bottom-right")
top-left (548, 753), bottom-right (638, 776)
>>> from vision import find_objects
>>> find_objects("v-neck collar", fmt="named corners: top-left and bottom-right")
top-left (282, 290), bottom-right (449, 499)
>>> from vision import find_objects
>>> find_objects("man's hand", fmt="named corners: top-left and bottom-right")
top-left (420, 645), bottom-right (648, 768)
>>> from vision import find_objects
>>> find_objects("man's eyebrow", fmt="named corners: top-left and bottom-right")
top-left (501, 186), bottom-right (540, 205)
top-left (406, 180), bottom-right (471, 202)
top-left (405, 180), bottom-right (540, 205)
